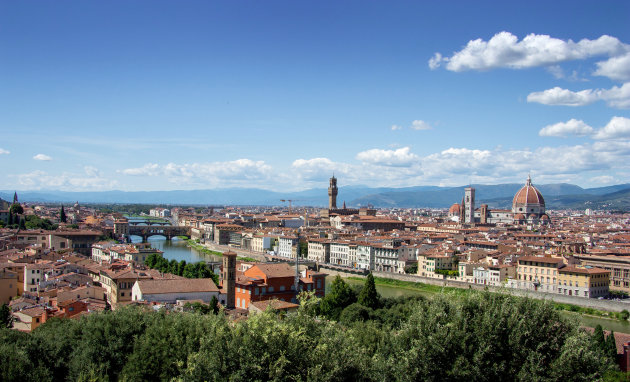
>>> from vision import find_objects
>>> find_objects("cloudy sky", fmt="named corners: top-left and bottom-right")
top-left (1, 1), bottom-right (630, 191)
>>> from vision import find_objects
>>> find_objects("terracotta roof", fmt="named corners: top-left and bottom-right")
top-left (512, 176), bottom-right (545, 206)
top-left (246, 263), bottom-right (295, 278)
top-left (136, 278), bottom-right (219, 294)
top-left (250, 300), bottom-right (299, 311)
top-left (517, 256), bottom-right (564, 264)
top-left (559, 266), bottom-right (610, 275)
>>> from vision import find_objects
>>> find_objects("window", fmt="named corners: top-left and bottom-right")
top-left (121, 292), bottom-right (125, 296)
top-left (268, 286), bottom-right (274, 292)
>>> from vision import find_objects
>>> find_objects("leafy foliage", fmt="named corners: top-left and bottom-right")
top-left (357, 273), bottom-right (380, 309)
top-left (0, 293), bottom-right (619, 381)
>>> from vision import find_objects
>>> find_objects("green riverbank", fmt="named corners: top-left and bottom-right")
top-left (185, 239), bottom-right (257, 262)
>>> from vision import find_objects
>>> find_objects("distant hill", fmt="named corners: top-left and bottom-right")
top-left (2, 183), bottom-right (630, 210)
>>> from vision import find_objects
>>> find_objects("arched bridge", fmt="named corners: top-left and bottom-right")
top-left (128, 225), bottom-right (191, 241)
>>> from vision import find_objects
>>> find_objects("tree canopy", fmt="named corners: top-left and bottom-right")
top-left (0, 291), bottom-right (620, 381)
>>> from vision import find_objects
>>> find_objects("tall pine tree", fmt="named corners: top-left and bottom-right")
top-left (358, 273), bottom-right (380, 309)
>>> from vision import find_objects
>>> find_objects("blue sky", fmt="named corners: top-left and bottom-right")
top-left (1, 1), bottom-right (630, 191)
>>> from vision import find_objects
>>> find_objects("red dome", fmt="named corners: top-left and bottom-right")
top-left (541, 214), bottom-right (550, 220)
top-left (514, 213), bottom-right (525, 220)
top-left (512, 176), bottom-right (545, 206)
top-left (449, 203), bottom-right (461, 214)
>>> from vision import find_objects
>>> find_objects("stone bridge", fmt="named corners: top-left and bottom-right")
top-left (128, 225), bottom-right (191, 241)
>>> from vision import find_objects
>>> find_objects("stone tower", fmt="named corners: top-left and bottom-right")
top-left (464, 187), bottom-right (475, 224)
top-left (222, 251), bottom-right (237, 309)
top-left (328, 175), bottom-right (338, 209)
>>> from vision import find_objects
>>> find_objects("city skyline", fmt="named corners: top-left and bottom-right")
top-left (1, 1), bottom-right (630, 191)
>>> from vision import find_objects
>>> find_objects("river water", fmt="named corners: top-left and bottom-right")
top-left (129, 235), bottom-right (222, 263)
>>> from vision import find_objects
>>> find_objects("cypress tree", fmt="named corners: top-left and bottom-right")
top-left (19, 217), bottom-right (26, 230)
top-left (60, 205), bottom-right (67, 223)
top-left (593, 324), bottom-right (606, 352)
top-left (358, 273), bottom-right (380, 309)
top-left (7, 212), bottom-right (13, 226)
top-left (606, 331), bottom-right (618, 361)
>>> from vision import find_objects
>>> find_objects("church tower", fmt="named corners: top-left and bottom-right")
top-left (464, 187), bottom-right (475, 224)
top-left (328, 175), bottom-right (338, 209)
top-left (222, 251), bottom-right (237, 309)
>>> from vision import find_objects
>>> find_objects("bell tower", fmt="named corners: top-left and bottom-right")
top-left (328, 175), bottom-right (338, 209)
top-left (222, 251), bottom-right (237, 309)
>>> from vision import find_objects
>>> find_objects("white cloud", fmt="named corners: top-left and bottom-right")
top-left (590, 175), bottom-right (615, 184)
top-left (120, 159), bottom-right (274, 188)
top-left (410, 120), bottom-right (432, 130)
top-left (539, 119), bottom-right (593, 137)
top-left (593, 116), bottom-right (630, 140)
top-left (429, 32), bottom-right (628, 72)
top-left (527, 87), bottom-right (598, 106)
top-left (546, 65), bottom-right (565, 79)
top-left (527, 82), bottom-right (630, 108)
top-left (391, 124), bottom-right (402, 131)
top-left (121, 163), bottom-right (160, 176)
top-left (356, 147), bottom-right (420, 167)
top-left (601, 82), bottom-right (630, 108)
top-left (15, 170), bottom-right (118, 191)
top-left (83, 166), bottom-right (102, 178)
top-left (33, 154), bottom-right (52, 161)
top-left (428, 52), bottom-right (443, 70)
top-left (0, 148), bottom-right (9, 155)
top-left (594, 52), bottom-right (630, 81)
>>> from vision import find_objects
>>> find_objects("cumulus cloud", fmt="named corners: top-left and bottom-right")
top-left (410, 120), bottom-right (432, 130)
top-left (0, 148), bottom-right (9, 155)
top-left (33, 154), bottom-right (52, 161)
top-left (429, 32), bottom-right (628, 72)
top-left (593, 116), bottom-right (630, 140)
top-left (391, 124), bottom-right (402, 131)
top-left (356, 147), bottom-right (420, 167)
top-left (527, 87), bottom-right (598, 106)
top-left (594, 52), bottom-right (630, 81)
top-left (527, 82), bottom-right (630, 108)
top-left (539, 119), bottom-right (593, 137)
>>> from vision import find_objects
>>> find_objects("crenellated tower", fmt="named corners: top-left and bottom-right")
top-left (328, 175), bottom-right (338, 209)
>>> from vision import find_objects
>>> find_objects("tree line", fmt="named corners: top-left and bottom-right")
top-left (0, 275), bottom-right (624, 381)
top-left (144, 253), bottom-right (219, 285)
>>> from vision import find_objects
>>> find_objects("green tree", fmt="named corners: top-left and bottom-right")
top-left (19, 218), bottom-right (26, 230)
top-left (59, 205), bottom-right (67, 223)
top-left (0, 304), bottom-right (13, 328)
top-left (209, 296), bottom-right (219, 314)
top-left (319, 275), bottom-right (357, 320)
top-left (606, 331), bottom-right (618, 361)
top-left (7, 213), bottom-right (12, 226)
top-left (357, 273), bottom-right (380, 309)
top-left (594, 324), bottom-right (606, 352)
top-left (9, 203), bottom-right (23, 216)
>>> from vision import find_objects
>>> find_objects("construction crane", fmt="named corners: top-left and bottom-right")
top-left (280, 199), bottom-right (301, 214)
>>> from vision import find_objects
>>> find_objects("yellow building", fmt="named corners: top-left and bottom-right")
top-left (0, 268), bottom-right (18, 304)
top-left (515, 256), bottom-right (564, 293)
top-left (558, 266), bottom-right (609, 298)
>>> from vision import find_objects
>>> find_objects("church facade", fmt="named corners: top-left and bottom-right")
top-left (448, 175), bottom-right (550, 225)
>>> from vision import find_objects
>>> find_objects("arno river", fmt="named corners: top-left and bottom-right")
top-left (135, 235), bottom-right (630, 334)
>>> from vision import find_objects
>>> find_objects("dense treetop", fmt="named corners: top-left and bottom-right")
top-left (0, 278), bottom-right (619, 381)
